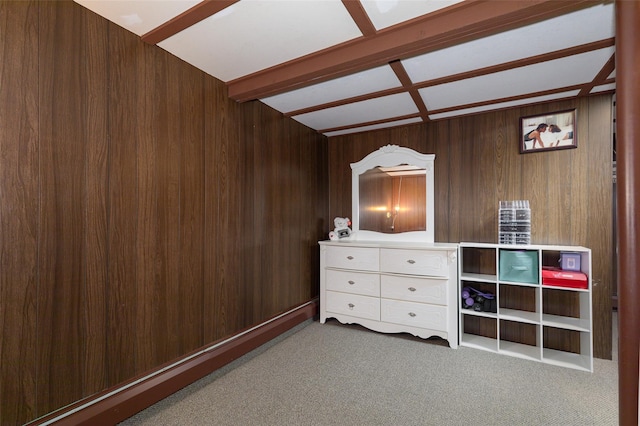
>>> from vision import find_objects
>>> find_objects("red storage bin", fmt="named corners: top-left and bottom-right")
top-left (542, 267), bottom-right (588, 289)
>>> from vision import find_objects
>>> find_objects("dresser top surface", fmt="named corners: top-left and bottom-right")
top-left (319, 240), bottom-right (458, 250)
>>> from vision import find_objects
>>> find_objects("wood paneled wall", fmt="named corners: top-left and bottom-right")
top-left (329, 95), bottom-right (614, 360)
top-left (0, 2), bottom-right (327, 424)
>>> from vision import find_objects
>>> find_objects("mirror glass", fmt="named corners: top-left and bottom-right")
top-left (358, 165), bottom-right (426, 234)
top-left (351, 145), bottom-right (434, 242)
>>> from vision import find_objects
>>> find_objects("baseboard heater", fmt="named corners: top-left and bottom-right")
top-left (29, 299), bottom-right (319, 426)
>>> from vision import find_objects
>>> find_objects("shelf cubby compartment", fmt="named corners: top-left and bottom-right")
top-left (542, 287), bottom-right (591, 332)
top-left (542, 326), bottom-right (592, 372)
top-left (498, 283), bottom-right (540, 324)
top-left (499, 320), bottom-right (541, 361)
top-left (541, 249), bottom-right (590, 276)
top-left (459, 281), bottom-right (497, 313)
top-left (460, 314), bottom-right (497, 353)
top-left (498, 248), bottom-right (540, 285)
top-left (459, 246), bottom-right (497, 282)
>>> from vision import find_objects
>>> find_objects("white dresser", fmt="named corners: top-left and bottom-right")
top-left (319, 240), bottom-right (459, 348)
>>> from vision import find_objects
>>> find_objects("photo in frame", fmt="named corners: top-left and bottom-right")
top-left (520, 109), bottom-right (577, 153)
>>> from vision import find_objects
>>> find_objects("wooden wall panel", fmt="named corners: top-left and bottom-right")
top-left (155, 49), bottom-right (183, 366)
top-left (328, 96), bottom-right (614, 360)
top-left (0, 2), bottom-right (39, 423)
top-left (300, 120), bottom-right (329, 300)
top-left (1, 2), bottom-right (329, 424)
top-left (257, 104), bottom-right (272, 316)
top-left (203, 75), bottom-right (244, 343)
top-left (446, 118), bottom-right (463, 244)
top-left (473, 114), bottom-right (500, 243)
top-left (83, 5), bottom-right (110, 398)
top-left (133, 44), bottom-right (161, 372)
top-left (568, 98), bottom-right (591, 248)
top-left (427, 121), bottom-right (451, 243)
top-left (259, 105), bottom-right (285, 318)
top-left (176, 64), bottom-right (206, 356)
top-left (37, 1), bottom-right (92, 415)
top-left (106, 23), bottom-right (142, 386)
top-left (241, 101), bottom-right (261, 325)
top-left (495, 109), bottom-right (523, 210)
top-left (585, 95), bottom-right (614, 364)
top-left (449, 116), bottom-right (479, 242)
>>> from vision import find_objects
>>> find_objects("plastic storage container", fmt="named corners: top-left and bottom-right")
top-left (498, 200), bottom-right (531, 245)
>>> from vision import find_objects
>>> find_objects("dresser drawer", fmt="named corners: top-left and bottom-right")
top-left (325, 291), bottom-right (380, 321)
top-left (326, 269), bottom-right (380, 297)
top-left (380, 274), bottom-right (447, 305)
top-left (381, 299), bottom-right (447, 331)
top-left (325, 246), bottom-right (379, 271)
top-left (380, 249), bottom-right (449, 277)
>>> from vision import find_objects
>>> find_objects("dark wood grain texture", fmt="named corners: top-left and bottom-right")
top-left (37, 1), bottom-right (90, 415)
top-left (203, 74), bottom-right (244, 342)
top-left (0, 2), bottom-right (328, 424)
top-left (175, 54), bottom-right (205, 359)
top-left (584, 95), bottom-right (614, 368)
top-left (463, 316), bottom-right (497, 340)
top-left (83, 4), bottom-right (110, 399)
top-left (0, 1), bottom-right (616, 424)
top-left (107, 22), bottom-right (141, 386)
top-left (133, 40), bottom-right (160, 373)
top-left (393, 175), bottom-right (426, 233)
top-left (500, 320), bottom-right (537, 347)
top-left (428, 121), bottom-right (451, 243)
top-left (461, 247), bottom-right (497, 276)
top-left (0, 1), bottom-right (39, 423)
top-left (329, 97), bottom-right (614, 360)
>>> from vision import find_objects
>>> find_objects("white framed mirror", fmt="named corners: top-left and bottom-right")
top-left (350, 145), bottom-right (434, 242)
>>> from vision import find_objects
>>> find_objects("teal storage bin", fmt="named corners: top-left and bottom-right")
top-left (499, 250), bottom-right (539, 284)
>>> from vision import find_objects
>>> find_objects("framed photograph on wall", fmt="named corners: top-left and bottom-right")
top-left (520, 109), bottom-right (577, 153)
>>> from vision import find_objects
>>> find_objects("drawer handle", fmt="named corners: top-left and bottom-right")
top-left (348, 280), bottom-right (355, 285)
top-left (407, 259), bottom-right (416, 264)
top-left (348, 303), bottom-right (355, 309)
top-left (408, 287), bottom-right (416, 292)
top-left (347, 256), bottom-right (354, 260)
top-left (408, 312), bottom-right (416, 317)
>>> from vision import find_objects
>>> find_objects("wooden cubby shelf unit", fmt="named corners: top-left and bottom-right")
top-left (458, 242), bottom-right (593, 372)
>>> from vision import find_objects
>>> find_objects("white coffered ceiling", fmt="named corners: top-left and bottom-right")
top-left (74, 0), bottom-right (616, 137)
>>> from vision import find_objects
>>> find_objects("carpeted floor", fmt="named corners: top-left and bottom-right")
top-left (121, 314), bottom-right (618, 426)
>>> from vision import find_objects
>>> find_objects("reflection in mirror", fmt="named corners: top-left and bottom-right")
top-left (351, 145), bottom-right (435, 242)
top-left (359, 165), bottom-right (426, 234)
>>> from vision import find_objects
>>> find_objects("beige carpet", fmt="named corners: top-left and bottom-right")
top-left (121, 317), bottom-right (618, 426)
